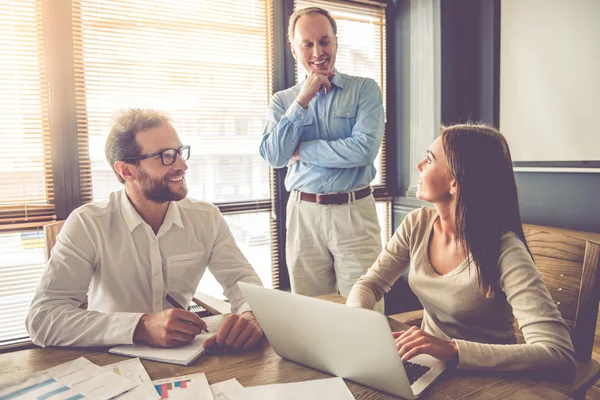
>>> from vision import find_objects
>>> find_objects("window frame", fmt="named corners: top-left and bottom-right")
top-left (47, 0), bottom-right (393, 283)
top-left (0, 0), bottom-right (396, 350)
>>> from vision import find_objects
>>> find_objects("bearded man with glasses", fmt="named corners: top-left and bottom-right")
top-left (27, 108), bottom-right (265, 350)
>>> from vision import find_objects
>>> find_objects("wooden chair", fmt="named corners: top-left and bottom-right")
top-left (389, 225), bottom-right (600, 398)
top-left (513, 227), bottom-right (600, 399)
top-left (43, 221), bottom-right (64, 260)
top-left (521, 228), bottom-right (600, 361)
top-left (43, 221), bottom-right (230, 315)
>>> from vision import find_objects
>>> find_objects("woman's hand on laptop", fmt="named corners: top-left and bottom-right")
top-left (133, 308), bottom-right (208, 347)
top-left (203, 311), bottom-right (264, 350)
top-left (393, 326), bottom-right (458, 364)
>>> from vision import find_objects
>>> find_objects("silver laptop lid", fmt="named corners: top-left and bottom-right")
top-left (237, 282), bottom-right (416, 399)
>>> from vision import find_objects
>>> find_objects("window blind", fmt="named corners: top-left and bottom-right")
top-left (293, 0), bottom-right (387, 186)
top-left (70, 0), bottom-right (278, 299)
top-left (0, 228), bottom-right (46, 346)
top-left (71, 0), bottom-right (274, 205)
top-left (0, 0), bottom-right (54, 227)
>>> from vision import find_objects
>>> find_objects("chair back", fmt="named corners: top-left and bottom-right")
top-left (523, 227), bottom-right (600, 361)
top-left (43, 221), bottom-right (65, 258)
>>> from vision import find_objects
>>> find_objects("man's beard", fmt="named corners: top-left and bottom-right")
top-left (138, 167), bottom-right (187, 203)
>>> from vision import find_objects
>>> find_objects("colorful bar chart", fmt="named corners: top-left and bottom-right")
top-left (152, 373), bottom-right (213, 400)
top-left (155, 379), bottom-right (190, 398)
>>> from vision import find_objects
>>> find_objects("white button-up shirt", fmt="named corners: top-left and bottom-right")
top-left (26, 190), bottom-right (263, 347)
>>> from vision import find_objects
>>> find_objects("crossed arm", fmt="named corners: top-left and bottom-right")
top-left (259, 77), bottom-right (384, 169)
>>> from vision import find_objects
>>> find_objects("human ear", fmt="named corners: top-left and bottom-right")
top-left (449, 178), bottom-right (458, 196)
top-left (290, 43), bottom-right (297, 60)
top-left (114, 161), bottom-right (136, 183)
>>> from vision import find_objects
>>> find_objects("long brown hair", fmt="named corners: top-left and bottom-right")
top-left (442, 123), bottom-right (529, 297)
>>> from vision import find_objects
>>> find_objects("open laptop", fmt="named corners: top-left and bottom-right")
top-left (238, 282), bottom-right (445, 399)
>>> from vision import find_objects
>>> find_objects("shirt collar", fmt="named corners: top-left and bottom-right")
top-left (119, 189), bottom-right (184, 233)
top-left (161, 200), bottom-right (184, 232)
top-left (120, 190), bottom-right (144, 232)
top-left (331, 69), bottom-right (344, 90)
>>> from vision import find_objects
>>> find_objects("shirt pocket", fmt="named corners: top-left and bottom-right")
top-left (333, 105), bottom-right (358, 139)
top-left (298, 113), bottom-right (317, 141)
top-left (166, 252), bottom-right (205, 305)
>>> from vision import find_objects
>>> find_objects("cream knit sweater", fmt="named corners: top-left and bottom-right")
top-left (346, 206), bottom-right (576, 372)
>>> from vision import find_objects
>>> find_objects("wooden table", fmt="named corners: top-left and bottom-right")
top-left (0, 294), bottom-right (591, 400)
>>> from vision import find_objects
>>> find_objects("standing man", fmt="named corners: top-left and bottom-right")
top-left (259, 7), bottom-right (385, 310)
top-left (27, 108), bottom-right (264, 349)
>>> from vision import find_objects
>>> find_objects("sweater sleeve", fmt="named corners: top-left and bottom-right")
top-left (454, 233), bottom-right (577, 374)
top-left (346, 208), bottom-right (417, 309)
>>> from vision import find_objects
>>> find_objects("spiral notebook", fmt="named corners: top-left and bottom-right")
top-left (109, 334), bottom-right (211, 366)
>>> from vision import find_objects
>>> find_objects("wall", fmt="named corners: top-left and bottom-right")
top-left (393, 0), bottom-right (600, 234)
top-left (387, 0), bottom-right (599, 315)
top-left (500, 0), bottom-right (600, 163)
top-left (515, 172), bottom-right (600, 232)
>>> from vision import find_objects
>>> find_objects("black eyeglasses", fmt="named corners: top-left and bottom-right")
top-left (123, 145), bottom-right (191, 166)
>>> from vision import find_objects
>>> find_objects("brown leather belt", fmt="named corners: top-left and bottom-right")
top-left (298, 187), bottom-right (372, 205)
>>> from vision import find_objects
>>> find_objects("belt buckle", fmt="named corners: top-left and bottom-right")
top-left (316, 194), bottom-right (324, 205)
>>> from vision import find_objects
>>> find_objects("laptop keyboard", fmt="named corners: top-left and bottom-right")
top-left (402, 360), bottom-right (431, 385)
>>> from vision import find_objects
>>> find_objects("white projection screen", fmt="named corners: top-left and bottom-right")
top-left (500, 0), bottom-right (600, 166)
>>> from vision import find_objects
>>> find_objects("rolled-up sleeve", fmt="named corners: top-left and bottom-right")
top-left (259, 93), bottom-right (314, 168)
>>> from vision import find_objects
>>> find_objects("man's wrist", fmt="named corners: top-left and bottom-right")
top-left (296, 96), bottom-right (309, 109)
top-left (133, 314), bottom-right (148, 344)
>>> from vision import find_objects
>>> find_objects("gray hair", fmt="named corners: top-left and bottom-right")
top-left (105, 108), bottom-right (171, 184)
top-left (288, 7), bottom-right (337, 43)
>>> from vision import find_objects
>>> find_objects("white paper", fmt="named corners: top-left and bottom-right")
top-left (103, 358), bottom-right (160, 400)
top-left (210, 378), bottom-right (244, 400)
top-left (0, 372), bottom-right (81, 400)
top-left (109, 334), bottom-right (211, 365)
top-left (237, 377), bottom-right (355, 400)
top-left (152, 372), bottom-right (213, 400)
top-left (46, 357), bottom-right (138, 399)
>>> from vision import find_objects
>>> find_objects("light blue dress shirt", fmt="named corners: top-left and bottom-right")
top-left (259, 71), bottom-right (385, 194)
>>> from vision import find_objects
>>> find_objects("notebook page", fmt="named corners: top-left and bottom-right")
top-left (109, 334), bottom-right (211, 365)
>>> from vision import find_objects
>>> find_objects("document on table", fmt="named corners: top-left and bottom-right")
top-left (153, 372), bottom-right (213, 400)
top-left (46, 357), bottom-right (138, 399)
top-left (236, 377), bottom-right (355, 400)
top-left (210, 378), bottom-right (244, 400)
top-left (103, 358), bottom-right (160, 400)
top-left (0, 357), bottom-right (137, 400)
top-left (0, 372), bottom-right (81, 400)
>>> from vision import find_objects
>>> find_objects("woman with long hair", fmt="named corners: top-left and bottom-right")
top-left (346, 123), bottom-right (576, 373)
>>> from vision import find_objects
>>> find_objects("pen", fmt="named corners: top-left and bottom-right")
top-left (165, 293), bottom-right (209, 333)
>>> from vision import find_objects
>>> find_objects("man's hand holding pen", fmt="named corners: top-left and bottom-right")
top-left (133, 293), bottom-right (208, 348)
top-left (133, 308), bottom-right (208, 348)
top-left (133, 293), bottom-right (263, 350)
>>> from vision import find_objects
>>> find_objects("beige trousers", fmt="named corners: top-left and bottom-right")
top-left (286, 191), bottom-right (384, 312)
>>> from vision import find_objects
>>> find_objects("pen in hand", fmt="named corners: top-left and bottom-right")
top-left (165, 293), bottom-right (209, 333)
